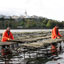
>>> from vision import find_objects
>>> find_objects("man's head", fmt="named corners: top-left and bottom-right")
top-left (6, 27), bottom-right (10, 32)
top-left (55, 25), bottom-right (59, 29)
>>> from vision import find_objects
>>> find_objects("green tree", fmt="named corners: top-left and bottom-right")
top-left (46, 20), bottom-right (52, 28)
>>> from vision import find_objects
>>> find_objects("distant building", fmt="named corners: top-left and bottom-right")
top-left (11, 15), bottom-right (19, 19)
top-left (24, 10), bottom-right (30, 18)
top-left (31, 15), bottom-right (39, 18)
top-left (20, 15), bottom-right (25, 18)
top-left (4, 16), bottom-right (10, 19)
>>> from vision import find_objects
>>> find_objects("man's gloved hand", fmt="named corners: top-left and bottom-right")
top-left (7, 38), bottom-right (10, 40)
top-left (57, 36), bottom-right (60, 39)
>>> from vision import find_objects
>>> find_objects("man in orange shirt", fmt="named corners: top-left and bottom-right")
top-left (1, 27), bottom-right (14, 56)
top-left (51, 25), bottom-right (62, 39)
top-left (51, 25), bottom-right (62, 55)
top-left (1, 27), bottom-right (14, 42)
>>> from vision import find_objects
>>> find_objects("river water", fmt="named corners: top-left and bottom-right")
top-left (0, 29), bottom-right (64, 33)
top-left (0, 29), bottom-right (51, 33)
top-left (0, 29), bottom-right (64, 64)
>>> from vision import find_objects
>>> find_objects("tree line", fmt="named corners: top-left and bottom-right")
top-left (0, 17), bottom-right (64, 29)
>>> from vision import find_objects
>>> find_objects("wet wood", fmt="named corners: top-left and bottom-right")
top-left (0, 36), bottom-right (51, 46)
top-left (0, 42), bottom-right (17, 46)
top-left (21, 39), bottom-right (63, 48)
top-left (8, 36), bottom-right (51, 43)
top-left (21, 36), bottom-right (51, 42)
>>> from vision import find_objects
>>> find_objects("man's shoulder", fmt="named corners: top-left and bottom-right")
top-left (53, 27), bottom-right (56, 30)
top-left (10, 32), bottom-right (13, 34)
top-left (3, 31), bottom-right (7, 34)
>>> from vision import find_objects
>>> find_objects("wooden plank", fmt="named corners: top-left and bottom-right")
top-left (21, 39), bottom-right (63, 48)
top-left (0, 42), bottom-right (17, 46)
top-left (0, 37), bottom-right (63, 46)
top-left (8, 36), bottom-right (51, 43)
top-left (21, 36), bottom-right (51, 42)
top-left (7, 40), bottom-right (24, 43)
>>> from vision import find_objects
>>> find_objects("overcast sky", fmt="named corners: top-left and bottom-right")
top-left (0, 0), bottom-right (64, 21)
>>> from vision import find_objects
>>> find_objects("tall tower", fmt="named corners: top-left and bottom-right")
top-left (25, 10), bottom-right (27, 17)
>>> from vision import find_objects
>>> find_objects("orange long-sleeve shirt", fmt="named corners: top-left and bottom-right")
top-left (51, 26), bottom-right (62, 39)
top-left (1, 31), bottom-right (14, 42)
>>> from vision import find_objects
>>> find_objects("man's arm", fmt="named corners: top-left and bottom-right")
top-left (10, 33), bottom-right (14, 40)
top-left (53, 28), bottom-right (59, 37)
top-left (1, 32), bottom-right (9, 42)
